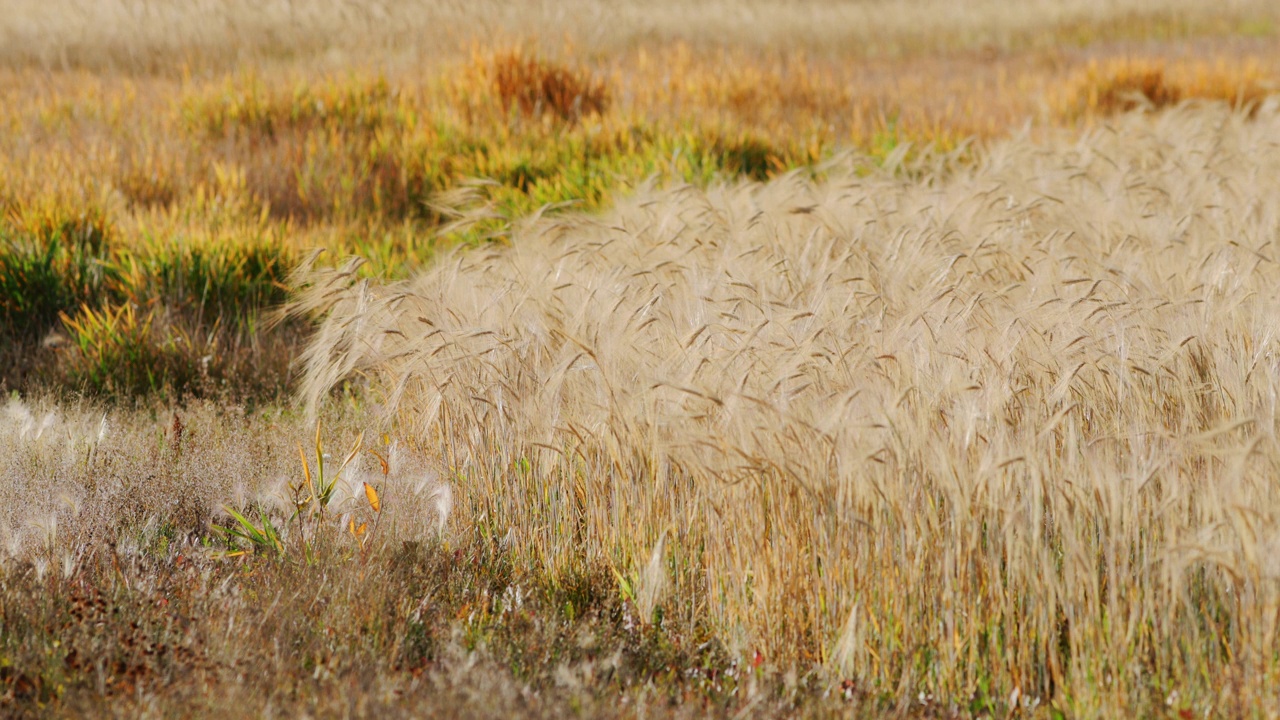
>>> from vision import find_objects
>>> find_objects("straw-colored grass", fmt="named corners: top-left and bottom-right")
top-left (290, 104), bottom-right (1280, 715)
top-left (3, 0), bottom-right (1280, 715)
top-left (1, 0), bottom-right (1276, 71)
top-left (0, 399), bottom-right (699, 717)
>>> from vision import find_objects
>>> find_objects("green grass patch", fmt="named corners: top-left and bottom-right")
top-left (0, 203), bottom-right (296, 400)
top-left (0, 207), bottom-right (120, 341)
top-left (179, 72), bottom-right (830, 227)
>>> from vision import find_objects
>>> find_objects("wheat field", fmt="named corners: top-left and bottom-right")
top-left (289, 104), bottom-right (1280, 714)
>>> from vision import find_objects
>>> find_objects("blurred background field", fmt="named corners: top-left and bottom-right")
top-left (3, 2), bottom-right (1280, 717)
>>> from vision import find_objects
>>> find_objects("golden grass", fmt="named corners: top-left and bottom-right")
top-left (291, 104), bottom-right (1280, 714)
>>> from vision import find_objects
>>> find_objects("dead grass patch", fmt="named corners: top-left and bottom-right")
top-left (483, 48), bottom-right (610, 124)
top-left (1066, 57), bottom-right (1276, 116)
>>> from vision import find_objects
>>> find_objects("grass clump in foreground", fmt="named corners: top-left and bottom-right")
top-left (0, 399), bottom-right (846, 717)
top-left (287, 104), bottom-right (1280, 716)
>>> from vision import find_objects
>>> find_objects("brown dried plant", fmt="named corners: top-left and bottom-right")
top-left (1067, 58), bottom-right (1275, 117)
top-left (483, 48), bottom-right (610, 123)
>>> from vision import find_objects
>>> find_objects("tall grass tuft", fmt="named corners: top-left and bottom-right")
top-left (483, 48), bottom-right (610, 124)
top-left (0, 205), bottom-right (119, 341)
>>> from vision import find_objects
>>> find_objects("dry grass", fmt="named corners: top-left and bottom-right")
top-left (291, 104), bottom-right (1280, 715)
top-left (483, 48), bottom-right (611, 123)
top-left (3, 0), bottom-right (1280, 716)
top-left (0, 397), bottom-right (835, 717)
top-left (1062, 57), bottom-right (1277, 117)
top-left (1, 0), bottom-right (1277, 72)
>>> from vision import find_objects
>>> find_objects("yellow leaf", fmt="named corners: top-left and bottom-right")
top-left (339, 431), bottom-right (364, 475)
top-left (298, 443), bottom-right (314, 495)
top-left (364, 482), bottom-right (381, 513)
top-left (314, 419), bottom-right (324, 476)
top-left (369, 448), bottom-right (390, 477)
top-left (357, 522), bottom-right (368, 536)
top-left (348, 517), bottom-right (357, 535)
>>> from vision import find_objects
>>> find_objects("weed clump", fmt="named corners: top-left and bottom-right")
top-left (0, 199), bottom-right (295, 400)
top-left (1068, 58), bottom-right (1274, 117)
top-left (1089, 65), bottom-right (1182, 113)
top-left (484, 49), bottom-right (611, 123)
top-left (57, 303), bottom-right (193, 398)
top-left (0, 211), bottom-right (119, 341)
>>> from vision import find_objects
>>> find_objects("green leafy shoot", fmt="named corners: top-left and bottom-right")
top-left (214, 505), bottom-right (283, 558)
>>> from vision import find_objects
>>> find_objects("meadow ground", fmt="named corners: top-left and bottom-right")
top-left (3, 1), bottom-right (1280, 717)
